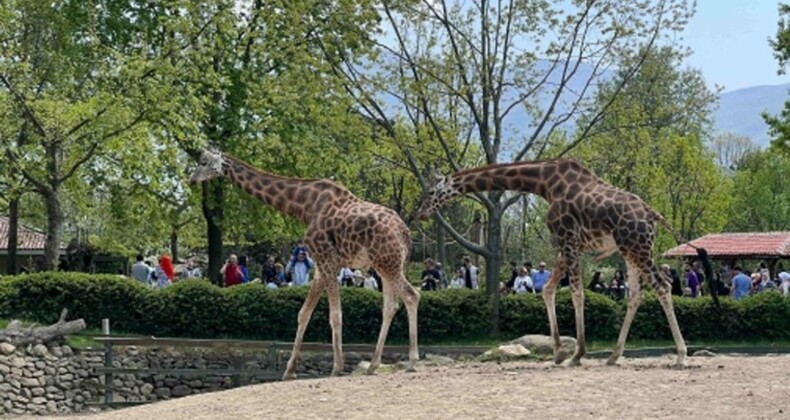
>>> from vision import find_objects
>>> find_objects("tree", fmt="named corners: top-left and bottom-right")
top-left (331, 0), bottom-right (695, 334)
top-left (709, 132), bottom-right (758, 172)
top-left (566, 46), bottom-right (730, 250)
top-left (0, 0), bottom-right (212, 269)
top-left (765, 2), bottom-right (790, 154)
top-left (726, 149), bottom-right (790, 232)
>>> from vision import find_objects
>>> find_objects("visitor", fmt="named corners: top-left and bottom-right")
top-left (286, 246), bottom-right (314, 286)
top-left (685, 262), bottom-right (699, 298)
top-left (181, 258), bottom-right (202, 279)
top-left (363, 268), bottom-right (379, 291)
top-left (220, 254), bottom-right (243, 287)
top-left (131, 254), bottom-right (152, 284)
top-left (449, 268), bottom-right (465, 288)
top-left (261, 256), bottom-right (278, 285)
top-left (779, 270), bottom-right (790, 296)
top-left (730, 266), bottom-right (752, 300)
top-left (513, 266), bottom-right (535, 294)
top-left (532, 262), bottom-right (551, 292)
top-left (588, 271), bottom-right (604, 294)
top-left (152, 254), bottom-right (175, 289)
top-left (460, 256), bottom-right (479, 289)
top-left (238, 255), bottom-right (251, 283)
top-left (421, 258), bottom-right (440, 291)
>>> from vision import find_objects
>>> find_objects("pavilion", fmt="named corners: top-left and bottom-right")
top-left (663, 231), bottom-right (790, 274)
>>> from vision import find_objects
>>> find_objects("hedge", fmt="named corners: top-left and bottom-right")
top-left (1, 272), bottom-right (788, 343)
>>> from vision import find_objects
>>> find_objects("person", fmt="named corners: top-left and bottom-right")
top-left (449, 268), bottom-right (465, 288)
top-left (261, 256), bottom-right (278, 285)
top-left (363, 268), bottom-right (379, 291)
top-left (220, 254), bottom-right (243, 287)
top-left (421, 258), bottom-right (441, 291)
top-left (286, 246), bottom-right (314, 286)
top-left (506, 261), bottom-right (519, 291)
top-left (238, 255), bottom-right (251, 283)
top-left (588, 271), bottom-right (604, 293)
top-left (662, 264), bottom-right (683, 297)
top-left (273, 263), bottom-right (287, 288)
top-left (684, 262), bottom-right (699, 298)
top-left (181, 258), bottom-right (202, 279)
top-left (730, 266), bottom-right (752, 300)
top-left (532, 262), bottom-right (551, 292)
top-left (460, 256), bottom-right (479, 289)
top-left (435, 262), bottom-right (448, 289)
top-left (779, 270), bottom-right (790, 296)
top-left (152, 254), bottom-right (175, 289)
top-left (513, 266), bottom-right (534, 294)
top-left (131, 254), bottom-right (153, 284)
top-left (338, 266), bottom-right (355, 287)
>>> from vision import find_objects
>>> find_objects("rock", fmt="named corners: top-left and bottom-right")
top-left (20, 378), bottom-right (40, 387)
top-left (508, 334), bottom-right (576, 355)
top-left (481, 344), bottom-right (534, 362)
top-left (0, 343), bottom-right (16, 355)
top-left (31, 397), bottom-right (47, 405)
top-left (9, 357), bottom-right (26, 368)
top-left (163, 378), bottom-right (179, 387)
top-left (46, 401), bottom-right (57, 413)
top-left (31, 387), bottom-right (45, 397)
top-left (60, 346), bottom-right (73, 357)
top-left (30, 344), bottom-right (51, 358)
top-left (140, 383), bottom-right (154, 396)
top-left (49, 346), bottom-right (63, 358)
top-left (693, 349), bottom-right (718, 357)
top-left (155, 387), bottom-right (171, 399)
top-left (172, 385), bottom-right (191, 397)
top-left (0, 364), bottom-right (9, 374)
top-left (421, 354), bottom-right (455, 366)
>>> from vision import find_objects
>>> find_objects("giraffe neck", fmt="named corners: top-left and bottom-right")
top-left (221, 155), bottom-right (351, 223)
top-left (451, 160), bottom-right (574, 200)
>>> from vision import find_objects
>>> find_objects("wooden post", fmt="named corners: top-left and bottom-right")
top-left (102, 319), bottom-right (113, 405)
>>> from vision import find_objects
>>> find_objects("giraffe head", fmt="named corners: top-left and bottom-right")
top-left (189, 149), bottom-right (225, 184)
top-left (416, 169), bottom-right (458, 220)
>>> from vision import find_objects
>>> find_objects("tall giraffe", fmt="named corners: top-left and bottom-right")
top-left (416, 158), bottom-right (706, 367)
top-left (189, 149), bottom-right (420, 379)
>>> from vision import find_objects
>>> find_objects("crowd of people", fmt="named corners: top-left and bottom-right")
top-left (126, 246), bottom-right (790, 301)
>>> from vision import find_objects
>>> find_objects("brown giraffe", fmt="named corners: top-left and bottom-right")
top-left (416, 158), bottom-right (703, 367)
top-left (189, 149), bottom-right (420, 379)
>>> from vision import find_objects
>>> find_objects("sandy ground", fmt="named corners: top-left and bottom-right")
top-left (21, 355), bottom-right (790, 420)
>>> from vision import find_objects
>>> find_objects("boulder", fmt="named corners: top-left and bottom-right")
top-left (692, 349), bottom-right (717, 357)
top-left (481, 344), bottom-right (532, 362)
top-left (0, 342), bottom-right (16, 355)
top-left (508, 334), bottom-right (576, 355)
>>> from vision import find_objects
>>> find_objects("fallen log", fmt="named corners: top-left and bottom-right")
top-left (0, 308), bottom-right (86, 346)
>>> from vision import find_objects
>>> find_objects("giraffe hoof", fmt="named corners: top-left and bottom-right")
top-left (553, 351), bottom-right (569, 365)
top-left (331, 369), bottom-right (344, 377)
top-left (282, 372), bottom-right (297, 381)
top-left (365, 367), bottom-right (378, 376)
top-left (568, 358), bottom-right (582, 367)
top-left (605, 356), bottom-right (620, 366)
top-left (404, 365), bottom-right (417, 373)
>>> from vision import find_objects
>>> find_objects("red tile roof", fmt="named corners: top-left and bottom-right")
top-left (0, 216), bottom-right (48, 251)
top-left (664, 231), bottom-right (790, 259)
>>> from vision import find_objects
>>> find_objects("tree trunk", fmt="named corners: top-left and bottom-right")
top-left (436, 219), bottom-right (446, 267)
top-left (485, 208), bottom-right (503, 337)
top-left (202, 180), bottom-right (224, 286)
top-left (42, 189), bottom-right (63, 271)
top-left (0, 309), bottom-right (85, 346)
top-left (6, 197), bottom-right (19, 275)
top-left (169, 227), bottom-right (179, 263)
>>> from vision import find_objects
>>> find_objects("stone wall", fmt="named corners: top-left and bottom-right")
top-left (0, 342), bottom-right (409, 416)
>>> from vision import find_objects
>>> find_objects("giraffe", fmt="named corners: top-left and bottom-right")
top-left (189, 149), bottom-right (420, 379)
top-left (416, 158), bottom-right (702, 367)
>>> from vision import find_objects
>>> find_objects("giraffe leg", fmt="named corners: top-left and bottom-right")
top-left (282, 278), bottom-right (326, 381)
top-left (652, 267), bottom-right (687, 367)
top-left (367, 280), bottom-right (399, 375)
top-left (567, 255), bottom-right (586, 367)
top-left (400, 279), bottom-right (420, 372)
top-left (325, 278), bottom-right (345, 376)
top-left (606, 259), bottom-right (643, 366)
top-left (541, 252), bottom-right (567, 365)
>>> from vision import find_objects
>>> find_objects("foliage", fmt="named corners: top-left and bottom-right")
top-left (563, 46), bottom-right (731, 249)
top-left (2, 273), bottom-right (789, 344)
top-left (726, 149), bottom-right (790, 232)
top-left (765, 2), bottom-right (790, 154)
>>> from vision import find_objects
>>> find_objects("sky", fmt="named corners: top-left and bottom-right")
top-left (683, 0), bottom-right (788, 92)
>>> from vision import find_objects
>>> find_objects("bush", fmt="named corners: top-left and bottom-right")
top-left (2, 272), bottom-right (789, 344)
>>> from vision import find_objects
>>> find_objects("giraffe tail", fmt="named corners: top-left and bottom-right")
top-left (648, 209), bottom-right (720, 310)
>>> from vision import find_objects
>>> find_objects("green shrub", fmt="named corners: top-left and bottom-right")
top-left (2, 272), bottom-right (789, 344)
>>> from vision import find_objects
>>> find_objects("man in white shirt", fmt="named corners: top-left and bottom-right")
top-left (131, 254), bottom-right (152, 285)
top-left (779, 271), bottom-right (790, 296)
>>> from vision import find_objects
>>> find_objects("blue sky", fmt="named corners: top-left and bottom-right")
top-left (684, 1), bottom-right (787, 92)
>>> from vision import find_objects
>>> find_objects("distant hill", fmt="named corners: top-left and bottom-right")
top-left (716, 83), bottom-right (790, 147)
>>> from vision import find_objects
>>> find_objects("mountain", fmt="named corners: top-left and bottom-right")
top-left (715, 83), bottom-right (790, 147)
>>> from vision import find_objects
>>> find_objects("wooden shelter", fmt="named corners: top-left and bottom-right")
top-left (664, 231), bottom-right (790, 273)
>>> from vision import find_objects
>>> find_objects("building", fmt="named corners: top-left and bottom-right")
top-left (0, 216), bottom-right (51, 274)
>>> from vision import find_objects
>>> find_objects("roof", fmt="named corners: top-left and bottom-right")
top-left (664, 231), bottom-right (790, 259)
top-left (0, 216), bottom-right (48, 251)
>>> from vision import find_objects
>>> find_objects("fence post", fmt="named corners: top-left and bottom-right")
top-left (102, 319), bottom-right (113, 405)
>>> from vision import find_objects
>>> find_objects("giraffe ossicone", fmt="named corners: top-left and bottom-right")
top-left (418, 158), bottom-right (689, 367)
top-left (189, 149), bottom-right (421, 379)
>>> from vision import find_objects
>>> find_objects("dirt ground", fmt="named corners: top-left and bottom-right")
top-left (24, 355), bottom-right (790, 420)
